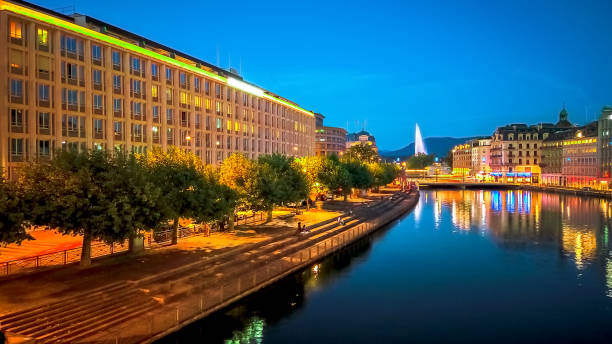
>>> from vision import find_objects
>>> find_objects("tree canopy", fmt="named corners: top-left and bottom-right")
top-left (0, 178), bottom-right (32, 245)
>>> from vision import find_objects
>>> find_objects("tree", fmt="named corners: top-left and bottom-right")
top-left (342, 159), bottom-right (374, 193)
top-left (345, 144), bottom-right (379, 162)
top-left (22, 149), bottom-right (163, 267)
top-left (219, 153), bottom-right (256, 229)
top-left (146, 146), bottom-right (236, 244)
top-left (319, 155), bottom-right (352, 201)
top-left (406, 153), bottom-right (435, 169)
top-left (294, 155), bottom-right (326, 208)
top-left (0, 178), bottom-right (32, 245)
top-left (250, 154), bottom-right (308, 221)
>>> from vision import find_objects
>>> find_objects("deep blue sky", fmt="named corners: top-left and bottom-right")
top-left (33, 0), bottom-right (612, 150)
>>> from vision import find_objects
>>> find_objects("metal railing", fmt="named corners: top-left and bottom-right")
top-left (1, 241), bottom-right (129, 276)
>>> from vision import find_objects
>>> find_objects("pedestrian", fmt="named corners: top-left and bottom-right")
top-left (337, 216), bottom-right (342, 225)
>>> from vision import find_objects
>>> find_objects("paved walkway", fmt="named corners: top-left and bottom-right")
top-left (0, 230), bottom-right (84, 263)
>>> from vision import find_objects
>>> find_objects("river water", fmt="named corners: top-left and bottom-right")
top-left (158, 189), bottom-right (612, 343)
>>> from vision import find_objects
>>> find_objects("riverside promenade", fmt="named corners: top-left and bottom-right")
top-left (0, 189), bottom-right (419, 344)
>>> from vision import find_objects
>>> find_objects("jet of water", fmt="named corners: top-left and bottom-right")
top-left (415, 123), bottom-right (427, 155)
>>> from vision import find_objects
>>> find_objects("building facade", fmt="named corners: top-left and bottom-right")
top-left (314, 113), bottom-right (346, 157)
top-left (562, 123), bottom-right (598, 187)
top-left (470, 138), bottom-right (491, 175)
top-left (346, 130), bottom-right (377, 152)
top-left (598, 106), bottom-right (612, 185)
top-left (452, 142), bottom-right (472, 175)
top-left (0, 0), bottom-right (316, 178)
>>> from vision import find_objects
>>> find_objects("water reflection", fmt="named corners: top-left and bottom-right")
top-left (420, 189), bottom-right (612, 285)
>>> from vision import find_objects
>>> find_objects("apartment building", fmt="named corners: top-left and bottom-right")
top-left (452, 142), bottom-right (472, 175)
top-left (470, 137), bottom-right (491, 175)
top-left (314, 113), bottom-right (346, 157)
top-left (0, 0), bottom-right (316, 178)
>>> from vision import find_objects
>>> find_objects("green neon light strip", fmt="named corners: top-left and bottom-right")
top-left (1, 1), bottom-right (314, 117)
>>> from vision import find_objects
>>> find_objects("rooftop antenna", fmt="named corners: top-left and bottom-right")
top-left (53, 5), bottom-right (75, 14)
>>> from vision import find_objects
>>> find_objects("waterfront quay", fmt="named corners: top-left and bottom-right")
top-left (0, 189), bottom-right (418, 343)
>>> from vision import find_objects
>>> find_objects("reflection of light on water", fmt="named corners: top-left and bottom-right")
top-left (226, 316), bottom-right (265, 344)
top-left (562, 227), bottom-right (597, 270)
top-left (312, 264), bottom-right (319, 274)
top-left (414, 194), bottom-right (423, 225)
top-left (607, 257), bottom-right (612, 298)
top-left (433, 197), bottom-right (441, 229)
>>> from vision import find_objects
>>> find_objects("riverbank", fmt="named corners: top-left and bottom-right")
top-left (0, 189), bottom-right (419, 344)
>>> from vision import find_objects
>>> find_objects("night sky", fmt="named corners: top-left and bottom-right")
top-left (31, 0), bottom-right (612, 150)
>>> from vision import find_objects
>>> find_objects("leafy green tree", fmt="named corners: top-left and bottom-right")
top-left (345, 144), bottom-right (379, 162)
top-left (319, 155), bottom-right (352, 200)
top-left (146, 146), bottom-right (236, 244)
top-left (219, 153), bottom-right (256, 229)
top-left (22, 149), bottom-right (163, 266)
top-left (0, 178), bottom-right (32, 245)
top-left (294, 155), bottom-right (326, 208)
top-left (406, 153), bottom-right (435, 169)
top-left (250, 154), bottom-right (308, 221)
top-left (342, 159), bottom-right (374, 192)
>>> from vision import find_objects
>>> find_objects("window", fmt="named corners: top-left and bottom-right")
top-left (114, 121), bottom-right (122, 135)
top-left (131, 57), bottom-right (140, 72)
top-left (180, 92), bottom-right (188, 104)
top-left (39, 140), bottom-right (50, 156)
top-left (11, 109), bottom-right (23, 127)
top-left (10, 21), bottom-right (22, 39)
top-left (151, 85), bottom-right (158, 98)
top-left (38, 56), bottom-right (50, 75)
top-left (67, 90), bottom-right (78, 105)
top-left (92, 45), bottom-right (102, 60)
top-left (205, 80), bottom-right (210, 95)
top-left (179, 72), bottom-right (186, 85)
top-left (37, 28), bottom-right (48, 45)
top-left (39, 112), bottom-right (50, 129)
top-left (39, 84), bottom-right (49, 101)
top-left (167, 109), bottom-right (173, 122)
top-left (132, 79), bottom-right (141, 94)
top-left (93, 118), bottom-right (103, 133)
top-left (216, 118), bottom-right (222, 130)
top-left (93, 95), bottom-right (103, 109)
top-left (113, 75), bottom-right (121, 89)
top-left (133, 102), bottom-right (142, 115)
top-left (93, 70), bottom-right (102, 85)
top-left (63, 36), bottom-right (77, 52)
top-left (151, 63), bottom-right (158, 77)
top-left (166, 67), bottom-right (172, 81)
top-left (195, 96), bottom-right (202, 107)
top-left (67, 115), bottom-right (79, 132)
top-left (166, 88), bottom-right (172, 102)
top-left (194, 77), bottom-right (200, 90)
top-left (112, 51), bottom-right (121, 66)
top-left (113, 98), bottom-right (122, 112)
top-left (10, 80), bottom-right (23, 97)
top-left (11, 138), bottom-right (24, 158)
top-left (152, 106), bottom-right (159, 120)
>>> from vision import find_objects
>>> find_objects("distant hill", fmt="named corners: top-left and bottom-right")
top-left (380, 137), bottom-right (478, 159)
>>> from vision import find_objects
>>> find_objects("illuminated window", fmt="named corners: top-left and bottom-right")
top-left (37, 28), bottom-right (48, 45)
top-left (10, 21), bottom-right (22, 39)
top-left (151, 85), bottom-right (158, 98)
top-left (166, 88), bottom-right (172, 102)
top-left (205, 99), bottom-right (211, 110)
top-left (235, 122), bottom-right (240, 132)
top-left (195, 96), bottom-right (202, 107)
top-left (180, 92), bottom-right (188, 104)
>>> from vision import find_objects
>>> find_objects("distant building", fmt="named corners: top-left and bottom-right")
top-left (489, 108), bottom-right (572, 183)
top-left (346, 130), bottom-right (377, 152)
top-left (598, 106), bottom-right (612, 185)
top-left (562, 122), bottom-right (598, 187)
top-left (314, 113), bottom-right (347, 157)
top-left (471, 138), bottom-right (491, 175)
top-left (452, 142), bottom-right (472, 175)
